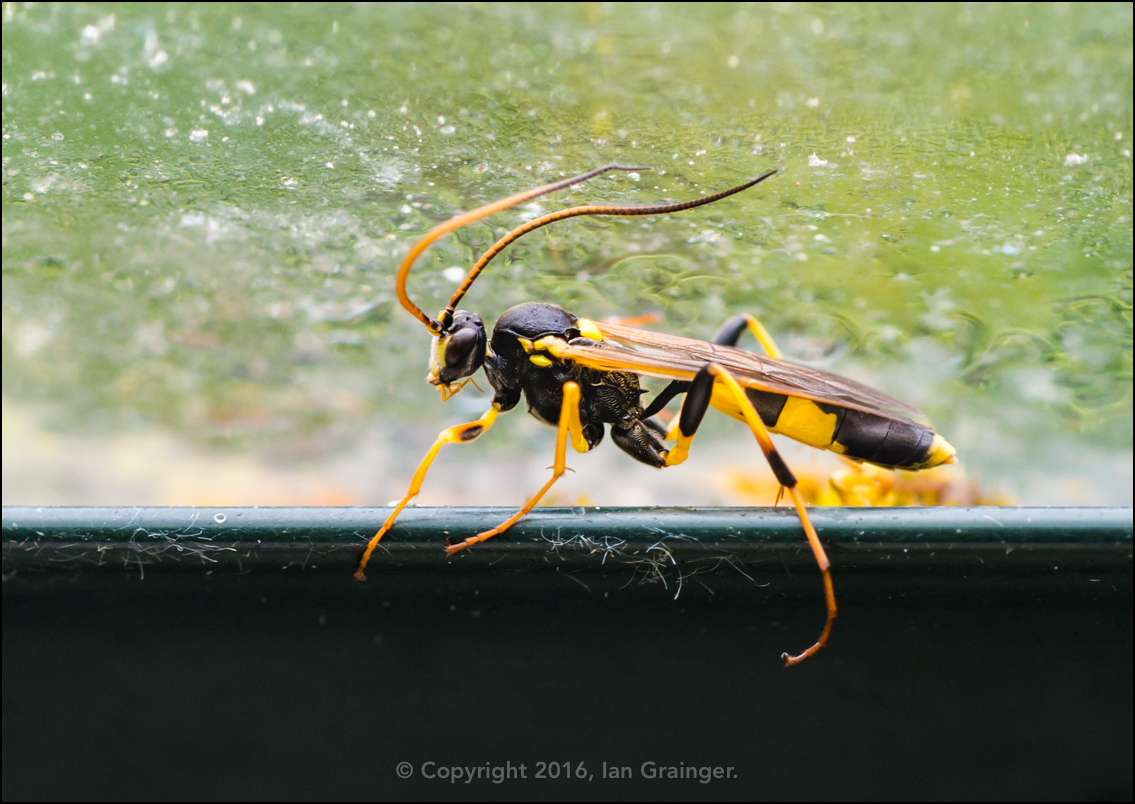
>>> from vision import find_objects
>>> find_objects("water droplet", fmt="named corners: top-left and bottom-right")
top-left (214, 513), bottom-right (227, 524)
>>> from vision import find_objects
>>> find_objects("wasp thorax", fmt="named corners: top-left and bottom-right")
top-left (427, 310), bottom-right (487, 386)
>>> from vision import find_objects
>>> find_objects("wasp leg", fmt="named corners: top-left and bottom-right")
top-left (711, 313), bottom-right (783, 358)
top-left (705, 364), bottom-right (837, 666)
top-left (641, 380), bottom-right (687, 420)
top-left (354, 406), bottom-right (501, 580)
top-left (446, 381), bottom-right (586, 555)
top-left (660, 365), bottom-right (714, 466)
top-left (644, 312), bottom-right (783, 428)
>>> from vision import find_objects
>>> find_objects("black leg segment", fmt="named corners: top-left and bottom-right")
top-left (678, 366), bottom-right (714, 438)
top-left (711, 313), bottom-right (752, 347)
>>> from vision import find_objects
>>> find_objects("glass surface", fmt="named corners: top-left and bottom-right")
top-left (2, 3), bottom-right (1131, 507)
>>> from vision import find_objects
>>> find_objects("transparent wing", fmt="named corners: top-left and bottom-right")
top-left (558, 321), bottom-right (924, 424)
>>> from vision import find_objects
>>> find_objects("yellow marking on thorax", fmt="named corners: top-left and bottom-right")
top-left (527, 335), bottom-right (565, 367)
top-left (709, 386), bottom-right (839, 450)
top-left (533, 335), bottom-right (563, 351)
top-left (576, 319), bottom-right (604, 341)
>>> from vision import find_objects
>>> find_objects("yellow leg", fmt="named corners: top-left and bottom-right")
top-left (446, 382), bottom-right (585, 555)
top-left (662, 366), bottom-right (712, 467)
top-left (354, 405), bottom-right (500, 580)
top-left (707, 365), bottom-right (837, 666)
top-left (663, 427), bottom-right (695, 466)
top-left (660, 313), bottom-right (781, 446)
top-left (663, 416), bottom-right (683, 444)
top-left (782, 485), bottom-right (837, 665)
top-left (715, 312), bottom-right (783, 358)
top-left (738, 313), bottom-right (783, 359)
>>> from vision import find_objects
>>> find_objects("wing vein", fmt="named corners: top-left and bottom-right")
top-left (559, 322), bottom-right (924, 423)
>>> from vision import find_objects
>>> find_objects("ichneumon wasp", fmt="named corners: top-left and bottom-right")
top-left (355, 164), bottom-right (957, 665)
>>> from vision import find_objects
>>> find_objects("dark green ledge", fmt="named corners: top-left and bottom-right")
top-left (2, 506), bottom-right (1130, 573)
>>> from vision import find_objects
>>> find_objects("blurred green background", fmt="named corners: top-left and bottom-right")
top-left (2, 2), bottom-right (1131, 507)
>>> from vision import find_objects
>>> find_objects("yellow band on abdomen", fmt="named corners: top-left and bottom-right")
top-left (710, 386), bottom-right (838, 449)
top-left (772, 396), bottom-right (838, 449)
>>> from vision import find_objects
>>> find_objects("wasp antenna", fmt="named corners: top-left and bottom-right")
top-left (396, 164), bottom-right (647, 333)
top-left (442, 168), bottom-right (778, 320)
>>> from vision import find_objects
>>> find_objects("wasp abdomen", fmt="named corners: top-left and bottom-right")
top-left (712, 387), bottom-right (952, 470)
top-left (827, 407), bottom-right (935, 469)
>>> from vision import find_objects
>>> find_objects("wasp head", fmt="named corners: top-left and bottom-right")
top-left (427, 310), bottom-right (487, 396)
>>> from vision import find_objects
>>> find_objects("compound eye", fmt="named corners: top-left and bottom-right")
top-left (444, 327), bottom-right (479, 368)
